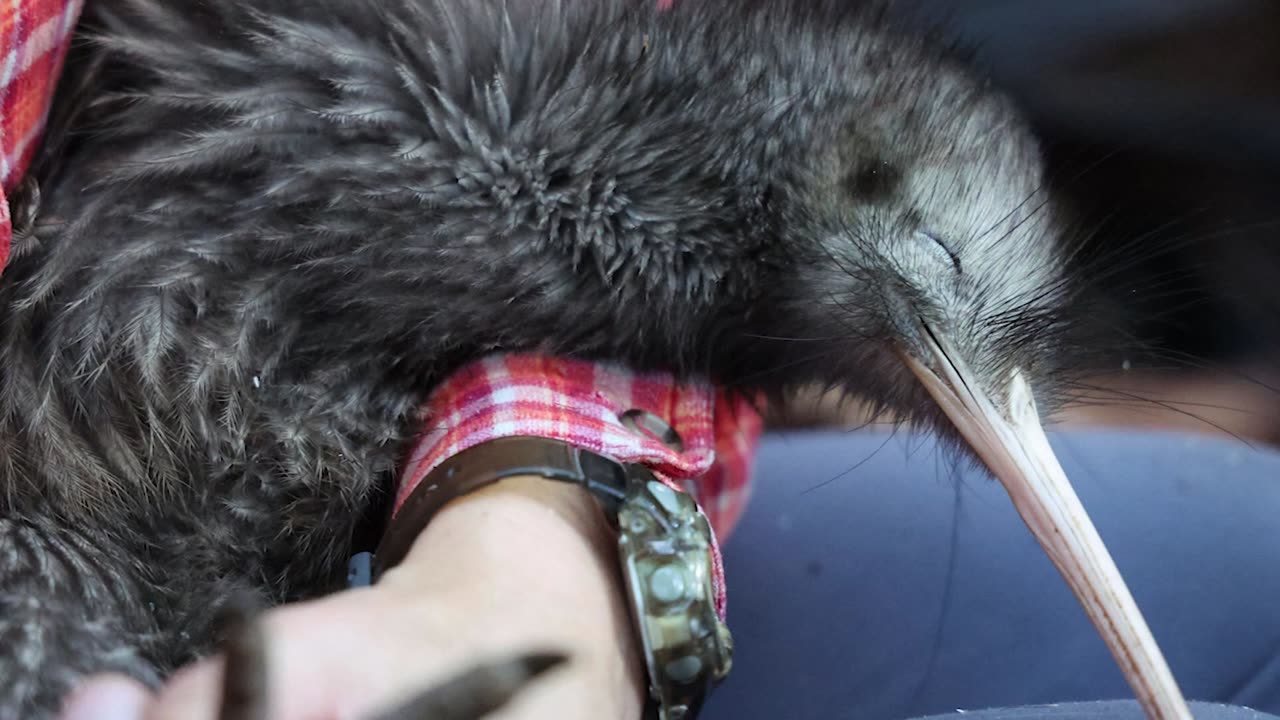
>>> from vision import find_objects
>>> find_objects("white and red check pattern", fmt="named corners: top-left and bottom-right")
top-left (396, 354), bottom-right (764, 619)
top-left (0, 0), bottom-right (83, 274)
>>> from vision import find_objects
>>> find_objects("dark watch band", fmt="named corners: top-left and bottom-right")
top-left (372, 436), bottom-right (636, 577)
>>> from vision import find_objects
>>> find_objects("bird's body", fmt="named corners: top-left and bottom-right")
top-left (0, 0), bottom-right (1108, 716)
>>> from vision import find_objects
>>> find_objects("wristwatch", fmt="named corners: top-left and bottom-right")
top-left (372, 430), bottom-right (734, 720)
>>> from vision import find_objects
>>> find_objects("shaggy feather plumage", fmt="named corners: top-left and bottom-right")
top-left (0, 0), bottom-right (1094, 714)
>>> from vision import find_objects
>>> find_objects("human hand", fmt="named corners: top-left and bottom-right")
top-left (59, 476), bottom-right (646, 720)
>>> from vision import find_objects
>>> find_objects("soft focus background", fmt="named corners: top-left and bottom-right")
top-left (774, 0), bottom-right (1280, 447)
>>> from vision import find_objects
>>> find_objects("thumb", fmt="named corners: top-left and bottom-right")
top-left (59, 673), bottom-right (153, 720)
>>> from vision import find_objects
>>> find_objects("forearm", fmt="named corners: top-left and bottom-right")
top-left (378, 475), bottom-right (647, 718)
top-left (58, 353), bottom-right (749, 719)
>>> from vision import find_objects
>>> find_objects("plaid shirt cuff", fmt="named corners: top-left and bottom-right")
top-left (395, 354), bottom-right (764, 620)
top-left (0, 0), bottom-right (85, 274)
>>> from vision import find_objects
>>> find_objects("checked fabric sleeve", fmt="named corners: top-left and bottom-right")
top-left (0, 0), bottom-right (83, 274)
top-left (395, 354), bottom-right (765, 619)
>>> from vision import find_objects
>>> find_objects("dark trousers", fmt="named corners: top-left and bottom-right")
top-left (706, 430), bottom-right (1280, 719)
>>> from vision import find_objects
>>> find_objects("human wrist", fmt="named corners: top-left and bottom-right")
top-left (369, 352), bottom-right (765, 718)
top-left (378, 474), bottom-right (646, 717)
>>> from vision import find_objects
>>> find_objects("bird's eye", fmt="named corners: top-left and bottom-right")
top-left (842, 160), bottom-right (900, 202)
top-left (917, 230), bottom-right (961, 274)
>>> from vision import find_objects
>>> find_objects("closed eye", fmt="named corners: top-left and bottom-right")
top-left (917, 230), bottom-right (961, 274)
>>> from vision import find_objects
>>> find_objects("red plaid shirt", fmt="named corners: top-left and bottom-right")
top-left (397, 355), bottom-right (760, 536)
top-left (397, 355), bottom-right (764, 618)
top-left (4, 0), bottom-right (763, 616)
top-left (0, 0), bottom-right (82, 271)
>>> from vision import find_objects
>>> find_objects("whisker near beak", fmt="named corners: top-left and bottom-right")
top-left (901, 322), bottom-right (1192, 720)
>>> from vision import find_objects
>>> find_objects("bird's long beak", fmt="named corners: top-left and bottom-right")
top-left (901, 321), bottom-right (1192, 720)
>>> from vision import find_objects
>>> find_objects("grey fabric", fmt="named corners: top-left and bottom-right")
top-left (705, 429), bottom-right (1280, 720)
top-left (913, 701), bottom-right (1276, 720)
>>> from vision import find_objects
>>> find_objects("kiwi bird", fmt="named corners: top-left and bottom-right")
top-left (0, 0), bottom-right (1190, 717)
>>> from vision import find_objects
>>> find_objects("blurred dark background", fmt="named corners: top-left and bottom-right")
top-left (777, 0), bottom-right (1280, 445)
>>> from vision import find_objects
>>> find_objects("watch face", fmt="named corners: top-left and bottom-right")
top-left (617, 472), bottom-right (734, 719)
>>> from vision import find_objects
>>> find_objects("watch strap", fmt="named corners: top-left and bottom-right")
top-left (373, 436), bottom-right (634, 578)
